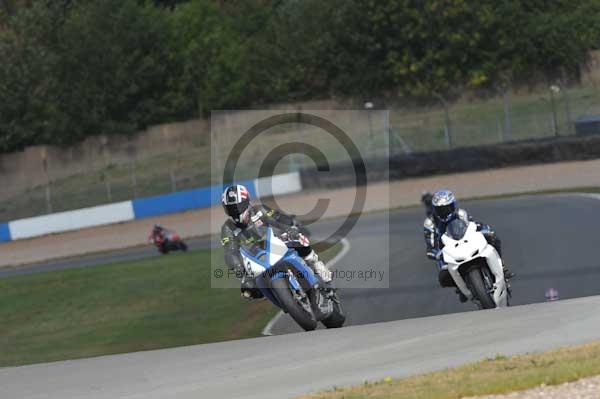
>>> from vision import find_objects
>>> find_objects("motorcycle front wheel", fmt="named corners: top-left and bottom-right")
top-left (272, 274), bottom-right (317, 331)
top-left (467, 268), bottom-right (496, 309)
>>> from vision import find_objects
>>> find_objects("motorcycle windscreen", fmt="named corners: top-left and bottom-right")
top-left (267, 228), bottom-right (289, 265)
top-left (447, 219), bottom-right (468, 240)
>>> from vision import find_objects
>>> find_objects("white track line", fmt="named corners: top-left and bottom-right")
top-left (575, 193), bottom-right (600, 201)
top-left (261, 237), bottom-right (351, 336)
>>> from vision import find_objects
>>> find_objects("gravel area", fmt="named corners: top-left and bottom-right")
top-left (2, 158), bottom-right (600, 267)
top-left (468, 375), bottom-right (600, 399)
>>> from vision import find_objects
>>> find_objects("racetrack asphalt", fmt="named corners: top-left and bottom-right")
top-left (271, 193), bottom-right (600, 333)
top-left (3, 295), bottom-right (600, 399)
top-left (2, 194), bottom-right (600, 398)
top-left (0, 238), bottom-right (216, 278)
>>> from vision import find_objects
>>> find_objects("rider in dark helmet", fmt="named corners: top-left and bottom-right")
top-left (423, 189), bottom-right (513, 301)
top-left (149, 224), bottom-right (167, 245)
top-left (220, 184), bottom-right (332, 299)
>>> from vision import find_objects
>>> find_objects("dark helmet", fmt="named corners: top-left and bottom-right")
top-left (432, 189), bottom-right (457, 223)
top-left (421, 191), bottom-right (433, 216)
top-left (221, 184), bottom-right (250, 223)
top-left (153, 224), bottom-right (163, 231)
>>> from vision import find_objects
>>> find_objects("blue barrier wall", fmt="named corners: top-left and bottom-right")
top-left (3, 173), bottom-right (301, 241)
top-left (0, 223), bottom-right (11, 242)
top-left (132, 179), bottom-right (257, 219)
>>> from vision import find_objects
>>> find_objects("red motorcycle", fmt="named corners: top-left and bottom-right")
top-left (149, 225), bottom-right (188, 254)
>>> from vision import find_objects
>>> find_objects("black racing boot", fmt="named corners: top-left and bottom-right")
top-left (241, 276), bottom-right (264, 300)
top-left (321, 280), bottom-right (336, 298)
top-left (455, 288), bottom-right (468, 303)
top-left (503, 265), bottom-right (515, 280)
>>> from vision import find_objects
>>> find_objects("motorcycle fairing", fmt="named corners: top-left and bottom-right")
top-left (441, 222), bottom-right (508, 307)
top-left (240, 227), bottom-right (320, 309)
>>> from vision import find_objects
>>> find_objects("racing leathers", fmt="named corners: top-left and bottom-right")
top-left (221, 204), bottom-right (331, 299)
top-left (149, 227), bottom-right (168, 246)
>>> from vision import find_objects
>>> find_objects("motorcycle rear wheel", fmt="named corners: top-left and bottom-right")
top-left (467, 268), bottom-right (496, 309)
top-left (272, 274), bottom-right (317, 331)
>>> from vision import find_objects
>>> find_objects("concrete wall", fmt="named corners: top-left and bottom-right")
top-left (1, 172), bottom-right (302, 242)
top-left (0, 119), bottom-right (209, 200)
top-left (0, 99), bottom-right (348, 203)
top-left (9, 202), bottom-right (135, 240)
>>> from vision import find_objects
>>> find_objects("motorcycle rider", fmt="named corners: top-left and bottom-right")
top-left (220, 184), bottom-right (332, 299)
top-left (423, 189), bottom-right (513, 300)
top-left (149, 224), bottom-right (167, 245)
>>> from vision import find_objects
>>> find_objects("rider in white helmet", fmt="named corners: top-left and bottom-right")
top-left (423, 189), bottom-right (513, 301)
top-left (220, 184), bottom-right (332, 299)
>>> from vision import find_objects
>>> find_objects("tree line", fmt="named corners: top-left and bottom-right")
top-left (0, 0), bottom-right (599, 152)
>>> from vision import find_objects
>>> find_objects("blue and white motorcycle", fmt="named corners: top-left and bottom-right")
top-left (240, 227), bottom-right (345, 331)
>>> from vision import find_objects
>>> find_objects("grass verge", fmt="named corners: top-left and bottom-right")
top-left (0, 243), bottom-right (341, 367)
top-left (299, 341), bottom-right (600, 399)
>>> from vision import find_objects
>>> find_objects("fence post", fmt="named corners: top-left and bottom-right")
top-left (560, 83), bottom-right (573, 135)
top-left (101, 137), bottom-right (112, 202)
top-left (210, 123), bottom-right (222, 185)
top-left (559, 69), bottom-right (573, 135)
top-left (130, 161), bottom-right (138, 198)
top-left (42, 150), bottom-right (52, 214)
top-left (364, 102), bottom-right (377, 156)
top-left (549, 113), bottom-right (557, 136)
top-left (170, 169), bottom-right (177, 192)
top-left (502, 90), bottom-right (512, 141)
top-left (443, 123), bottom-right (452, 148)
top-left (434, 93), bottom-right (453, 148)
top-left (103, 172), bottom-right (112, 202)
top-left (383, 109), bottom-right (391, 156)
top-left (550, 85), bottom-right (560, 136)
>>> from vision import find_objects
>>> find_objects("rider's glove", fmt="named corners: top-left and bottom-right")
top-left (282, 226), bottom-right (301, 241)
top-left (476, 223), bottom-right (491, 233)
top-left (427, 250), bottom-right (443, 261)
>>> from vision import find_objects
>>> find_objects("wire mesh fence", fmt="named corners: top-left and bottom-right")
top-left (1, 83), bottom-right (599, 222)
top-left (389, 85), bottom-right (600, 154)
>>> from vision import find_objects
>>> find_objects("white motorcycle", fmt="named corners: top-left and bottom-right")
top-left (441, 219), bottom-right (509, 309)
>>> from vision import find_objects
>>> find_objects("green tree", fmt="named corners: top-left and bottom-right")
top-left (2, 0), bottom-right (600, 153)
top-left (54, 0), bottom-right (178, 141)
top-left (0, 3), bottom-right (60, 151)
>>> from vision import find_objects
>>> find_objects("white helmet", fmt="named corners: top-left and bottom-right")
top-left (432, 189), bottom-right (457, 222)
